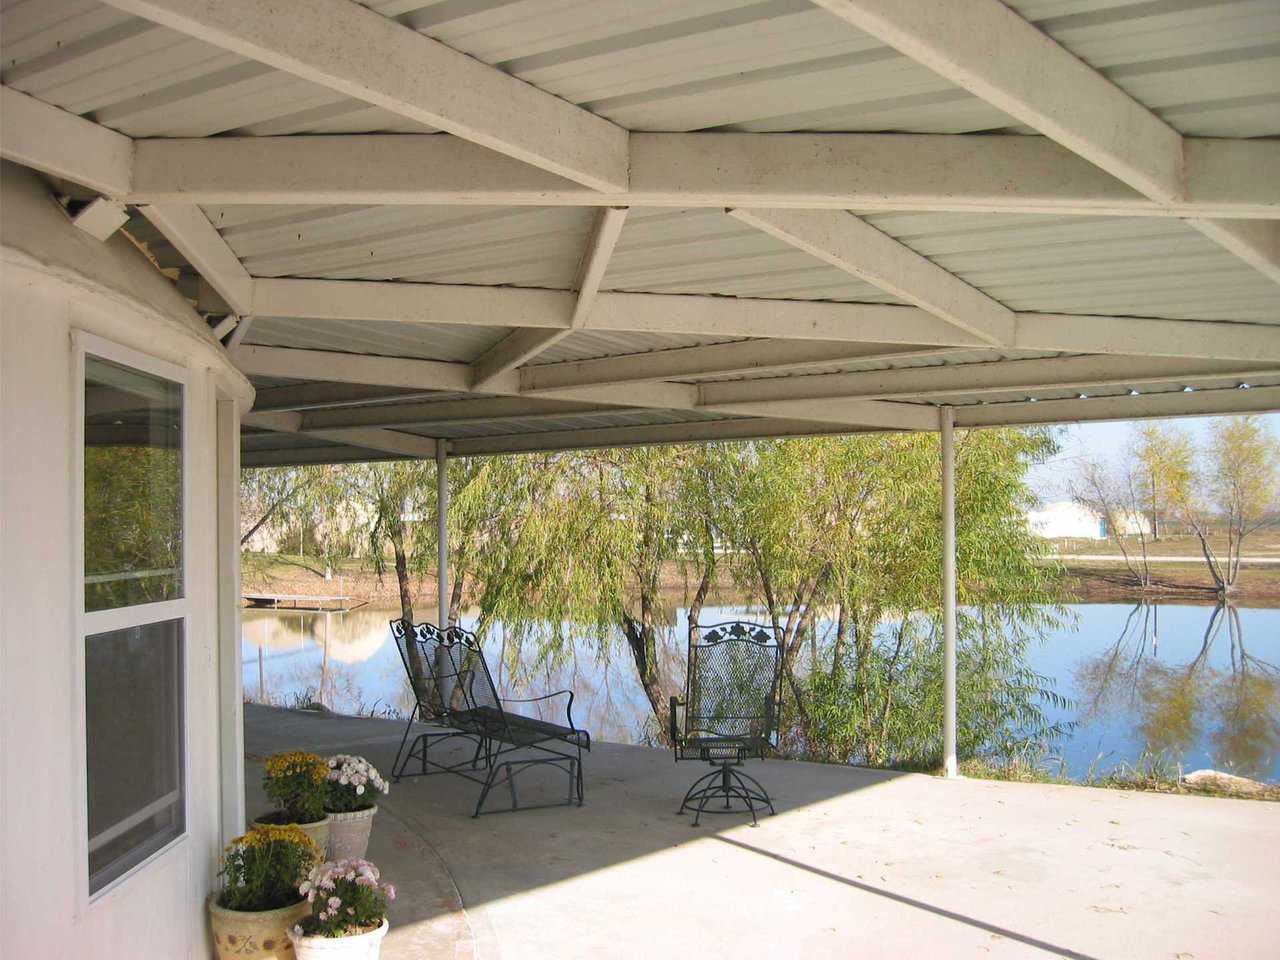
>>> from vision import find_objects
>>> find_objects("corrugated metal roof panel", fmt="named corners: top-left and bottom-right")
top-left (859, 212), bottom-right (1280, 324)
top-left (603, 208), bottom-right (903, 303)
top-left (207, 204), bottom-right (595, 287)
top-left (5, 0), bottom-right (1274, 141)
top-left (398, 407), bottom-right (733, 440)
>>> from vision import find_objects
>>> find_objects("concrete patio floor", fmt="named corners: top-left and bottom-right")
top-left (244, 704), bottom-right (1279, 960)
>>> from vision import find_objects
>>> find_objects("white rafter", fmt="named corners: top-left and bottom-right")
top-left (470, 207), bottom-right (630, 388)
top-left (98, 0), bottom-right (628, 192)
top-left (520, 341), bottom-right (953, 394)
top-left (137, 204), bottom-right (253, 316)
top-left (728, 208), bottom-right (1016, 347)
top-left (247, 279), bottom-right (1280, 363)
top-left (0, 86), bottom-right (133, 196)
top-left (123, 131), bottom-right (1280, 219)
top-left (300, 397), bottom-right (626, 431)
top-left (808, 0), bottom-right (1280, 283)
top-left (242, 410), bottom-right (437, 459)
top-left (234, 345), bottom-right (933, 433)
top-left (697, 356), bottom-right (1280, 406)
top-left (954, 386), bottom-right (1280, 429)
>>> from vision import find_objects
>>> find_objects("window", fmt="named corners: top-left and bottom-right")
top-left (79, 345), bottom-right (187, 896)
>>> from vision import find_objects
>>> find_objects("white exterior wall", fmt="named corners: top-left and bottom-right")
top-left (1027, 501), bottom-right (1107, 540)
top-left (0, 164), bottom-right (253, 959)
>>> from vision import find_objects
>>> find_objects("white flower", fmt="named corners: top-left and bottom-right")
top-left (355, 784), bottom-right (365, 795)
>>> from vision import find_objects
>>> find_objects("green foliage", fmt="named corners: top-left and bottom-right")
top-left (262, 751), bottom-right (329, 824)
top-left (218, 824), bottom-right (320, 911)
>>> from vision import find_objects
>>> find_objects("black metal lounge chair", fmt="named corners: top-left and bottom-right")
top-left (669, 620), bottom-right (783, 826)
top-left (389, 619), bottom-right (590, 816)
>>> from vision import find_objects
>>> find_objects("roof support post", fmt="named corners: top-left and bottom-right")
top-left (940, 405), bottom-right (958, 779)
top-left (436, 439), bottom-right (450, 631)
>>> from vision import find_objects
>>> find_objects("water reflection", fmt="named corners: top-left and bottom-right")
top-left (243, 602), bottom-right (1280, 782)
top-left (1069, 604), bottom-right (1280, 781)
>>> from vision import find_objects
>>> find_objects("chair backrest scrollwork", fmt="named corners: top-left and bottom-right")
top-left (682, 620), bottom-right (782, 747)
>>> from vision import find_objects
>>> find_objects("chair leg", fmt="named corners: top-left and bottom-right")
top-left (576, 742), bottom-right (585, 806)
top-left (473, 759), bottom-right (501, 818)
top-left (391, 704), bottom-right (419, 782)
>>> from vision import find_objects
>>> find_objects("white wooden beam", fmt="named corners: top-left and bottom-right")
top-left (301, 397), bottom-right (624, 431)
top-left (253, 383), bottom-right (427, 412)
top-left (729, 207), bottom-right (1015, 347)
top-left (99, 0), bottom-right (628, 192)
top-left (448, 418), bottom-right (867, 457)
top-left (137, 204), bottom-right (253, 315)
top-left (1012, 314), bottom-right (1280, 365)
top-left (698, 355), bottom-right (1280, 406)
top-left (209, 316), bottom-right (239, 340)
top-left (469, 329), bottom-right (572, 390)
top-left (243, 409), bottom-right (438, 459)
top-left (520, 341), bottom-right (952, 394)
top-left (0, 86), bottom-right (132, 196)
top-left (247, 279), bottom-right (1280, 362)
top-left (809, 0), bottom-right (1184, 203)
top-left (233, 345), bottom-right (925, 432)
top-left (470, 207), bottom-right (630, 387)
top-left (1185, 219), bottom-right (1280, 285)
top-left (128, 132), bottom-right (1280, 219)
top-left (807, 0), bottom-right (1279, 283)
top-left (244, 444), bottom-right (405, 467)
top-left (224, 315), bottom-right (255, 351)
top-left (698, 396), bottom-right (937, 431)
top-left (954, 386), bottom-right (1280, 429)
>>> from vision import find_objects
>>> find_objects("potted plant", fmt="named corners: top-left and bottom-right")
top-left (209, 824), bottom-right (322, 959)
top-left (288, 858), bottom-right (396, 959)
top-left (324, 755), bottom-right (389, 860)
top-left (256, 751), bottom-right (332, 854)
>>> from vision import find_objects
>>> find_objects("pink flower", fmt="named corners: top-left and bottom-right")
top-left (383, 884), bottom-right (396, 901)
top-left (327, 896), bottom-right (342, 910)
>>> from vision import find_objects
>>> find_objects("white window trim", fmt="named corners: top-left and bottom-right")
top-left (70, 331), bottom-right (194, 911)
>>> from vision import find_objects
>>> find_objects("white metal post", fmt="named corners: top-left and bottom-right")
top-left (941, 406), bottom-right (959, 778)
top-left (436, 440), bottom-right (450, 628)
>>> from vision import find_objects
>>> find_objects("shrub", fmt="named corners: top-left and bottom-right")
top-left (294, 858), bottom-right (396, 938)
top-left (219, 825), bottom-right (321, 911)
top-left (324, 755), bottom-right (390, 813)
top-left (263, 751), bottom-right (329, 824)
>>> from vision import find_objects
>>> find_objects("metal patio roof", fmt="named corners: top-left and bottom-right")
top-left (2, 0), bottom-right (1277, 464)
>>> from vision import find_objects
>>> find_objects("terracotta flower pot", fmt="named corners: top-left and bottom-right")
top-left (288, 919), bottom-right (389, 960)
top-left (325, 806), bottom-right (377, 860)
top-left (209, 896), bottom-right (310, 959)
top-left (255, 812), bottom-right (331, 857)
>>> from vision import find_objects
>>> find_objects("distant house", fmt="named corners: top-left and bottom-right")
top-left (1028, 501), bottom-right (1108, 540)
top-left (1027, 502), bottom-right (1155, 540)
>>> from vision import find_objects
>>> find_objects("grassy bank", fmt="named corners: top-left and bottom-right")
top-left (243, 547), bottom-right (1280, 610)
top-left (956, 755), bottom-right (1280, 802)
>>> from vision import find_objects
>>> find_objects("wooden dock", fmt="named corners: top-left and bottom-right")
top-left (243, 592), bottom-right (367, 612)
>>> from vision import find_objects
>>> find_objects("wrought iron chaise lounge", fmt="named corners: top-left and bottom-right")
top-left (669, 620), bottom-right (783, 826)
top-left (389, 619), bottom-right (590, 816)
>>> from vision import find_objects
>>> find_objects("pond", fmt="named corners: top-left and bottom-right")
top-left (242, 602), bottom-right (1280, 782)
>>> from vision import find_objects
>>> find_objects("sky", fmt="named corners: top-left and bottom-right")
top-left (1025, 412), bottom-right (1280, 502)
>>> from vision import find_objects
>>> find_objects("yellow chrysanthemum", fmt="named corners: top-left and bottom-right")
top-left (222, 823), bottom-right (321, 861)
top-left (265, 750), bottom-right (328, 783)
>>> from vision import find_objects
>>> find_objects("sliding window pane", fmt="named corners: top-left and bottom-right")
top-left (86, 619), bottom-right (185, 894)
top-left (84, 356), bottom-right (182, 611)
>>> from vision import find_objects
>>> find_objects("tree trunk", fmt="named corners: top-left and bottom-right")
top-left (392, 533), bottom-right (414, 623)
top-left (622, 613), bottom-right (670, 744)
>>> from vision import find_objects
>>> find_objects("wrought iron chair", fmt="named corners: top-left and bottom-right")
top-left (389, 619), bottom-right (590, 816)
top-left (669, 620), bottom-right (783, 826)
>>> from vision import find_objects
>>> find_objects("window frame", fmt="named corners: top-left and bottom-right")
top-left (71, 331), bottom-right (193, 909)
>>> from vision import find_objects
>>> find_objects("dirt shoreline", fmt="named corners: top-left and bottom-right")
top-left (242, 553), bottom-right (1280, 609)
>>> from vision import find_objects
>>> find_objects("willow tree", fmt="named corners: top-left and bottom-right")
top-left (713, 429), bottom-right (1068, 768)
top-left (451, 447), bottom-right (718, 740)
